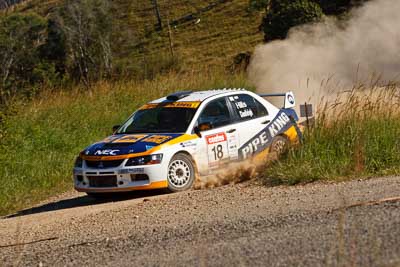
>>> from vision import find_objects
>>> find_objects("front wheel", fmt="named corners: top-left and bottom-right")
top-left (167, 153), bottom-right (195, 192)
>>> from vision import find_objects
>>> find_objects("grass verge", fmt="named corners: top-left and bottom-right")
top-left (0, 71), bottom-right (251, 216)
top-left (264, 84), bottom-right (400, 185)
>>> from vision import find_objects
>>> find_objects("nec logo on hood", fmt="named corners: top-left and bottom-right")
top-left (94, 149), bottom-right (120, 156)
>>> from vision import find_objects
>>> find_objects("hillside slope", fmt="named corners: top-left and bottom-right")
top-left (8, 0), bottom-right (264, 71)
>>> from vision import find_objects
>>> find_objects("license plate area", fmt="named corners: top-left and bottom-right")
top-left (87, 175), bottom-right (117, 187)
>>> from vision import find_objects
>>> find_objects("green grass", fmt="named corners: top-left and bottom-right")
top-left (0, 71), bottom-right (251, 216)
top-left (264, 85), bottom-right (400, 185)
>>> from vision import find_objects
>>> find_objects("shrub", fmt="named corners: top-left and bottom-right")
top-left (313, 0), bottom-right (368, 15)
top-left (0, 13), bottom-right (68, 106)
top-left (248, 0), bottom-right (269, 12)
top-left (262, 0), bottom-right (323, 41)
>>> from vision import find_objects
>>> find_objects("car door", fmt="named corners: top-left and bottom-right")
top-left (194, 96), bottom-right (239, 174)
top-left (226, 94), bottom-right (274, 160)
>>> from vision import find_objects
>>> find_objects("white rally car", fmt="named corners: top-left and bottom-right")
top-left (73, 89), bottom-right (302, 195)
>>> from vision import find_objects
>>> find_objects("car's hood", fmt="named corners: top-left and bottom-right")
top-left (82, 133), bottom-right (183, 156)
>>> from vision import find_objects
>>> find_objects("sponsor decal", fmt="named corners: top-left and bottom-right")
top-left (234, 101), bottom-right (247, 109)
top-left (101, 136), bottom-right (121, 143)
top-left (206, 133), bottom-right (227, 144)
top-left (206, 133), bottom-right (229, 166)
top-left (287, 94), bottom-right (295, 105)
top-left (230, 96), bottom-right (254, 119)
top-left (112, 134), bottom-right (147, 143)
top-left (239, 111), bottom-right (293, 159)
top-left (268, 112), bottom-right (291, 137)
top-left (180, 141), bottom-right (197, 148)
top-left (142, 135), bottom-right (172, 144)
top-left (239, 109), bottom-right (254, 118)
top-left (94, 149), bottom-right (120, 156)
top-left (140, 101), bottom-right (200, 110)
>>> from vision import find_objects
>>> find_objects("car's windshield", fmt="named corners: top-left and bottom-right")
top-left (117, 106), bottom-right (197, 134)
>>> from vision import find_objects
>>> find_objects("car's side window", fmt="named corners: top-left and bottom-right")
top-left (228, 94), bottom-right (268, 121)
top-left (254, 98), bottom-right (268, 117)
top-left (198, 97), bottom-right (232, 128)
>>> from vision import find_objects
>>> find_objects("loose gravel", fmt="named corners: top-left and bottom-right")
top-left (0, 176), bottom-right (399, 266)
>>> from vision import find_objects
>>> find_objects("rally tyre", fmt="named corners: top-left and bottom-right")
top-left (167, 153), bottom-right (195, 192)
top-left (269, 135), bottom-right (289, 159)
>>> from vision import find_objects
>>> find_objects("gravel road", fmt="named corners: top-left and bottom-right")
top-left (1, 176), bottom-right (400, 267)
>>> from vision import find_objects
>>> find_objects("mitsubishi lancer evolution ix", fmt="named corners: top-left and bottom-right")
top-left (73, 89), bottom-right (302, 195)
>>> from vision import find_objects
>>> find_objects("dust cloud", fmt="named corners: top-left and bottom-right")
top-left (248, 0), bottom-right (400, 106)
top-left (194, 160), bottom-right (258, 189)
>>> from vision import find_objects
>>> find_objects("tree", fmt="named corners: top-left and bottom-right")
top-left (61, 0), bottom-right (113, 86)
top-left (312, 0), bottom-right (368, 15)
top-left (151, 0), bottom-right (162, 30)
top-left (262, 0), bottom-right (323, 41)
top-left (0, 13), bottom-right (47, 104)
top-left (39, 17), bottom-right (67, 75)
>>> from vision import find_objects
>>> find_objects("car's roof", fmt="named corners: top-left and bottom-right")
top-left (150, 89), bottom-right (248, 103)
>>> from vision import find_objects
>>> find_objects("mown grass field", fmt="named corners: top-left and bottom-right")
top-left (0, 72), bottom-right (250, 216)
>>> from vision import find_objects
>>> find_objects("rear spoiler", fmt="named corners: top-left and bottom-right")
top-left (258, 91), bottom-right (296, 109)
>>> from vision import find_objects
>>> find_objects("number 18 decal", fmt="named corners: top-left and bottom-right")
top-left (206, 133), bottom-right (229, 167)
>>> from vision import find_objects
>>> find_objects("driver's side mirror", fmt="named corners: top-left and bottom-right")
top-left (112, 125), bottom-right (120, 133)
top-left (194, 122), bottom-right (213, 137)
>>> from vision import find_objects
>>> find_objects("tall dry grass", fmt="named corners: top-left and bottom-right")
top-left (264, 82), bottom-right (400, 185)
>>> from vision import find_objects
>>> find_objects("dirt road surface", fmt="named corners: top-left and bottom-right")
top-left (1, 176), bottom-right (400, 266)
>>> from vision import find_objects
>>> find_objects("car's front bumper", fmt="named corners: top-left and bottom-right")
top-left (73, 161), bottom-right (168, 193)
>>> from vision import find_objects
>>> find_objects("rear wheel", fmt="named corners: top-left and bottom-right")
top-left (269, 135), bottom-right (289, 159)
top-left (167, 153), bottom-right (195, 192)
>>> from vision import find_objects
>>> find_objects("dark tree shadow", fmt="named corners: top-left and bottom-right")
top-left (5, 189), bottom-right (168, 219)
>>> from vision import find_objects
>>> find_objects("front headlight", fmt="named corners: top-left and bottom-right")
top-left (74, 156), bottom-right (83, 168)
top-left (125, 154), bottom-right (163, 166)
